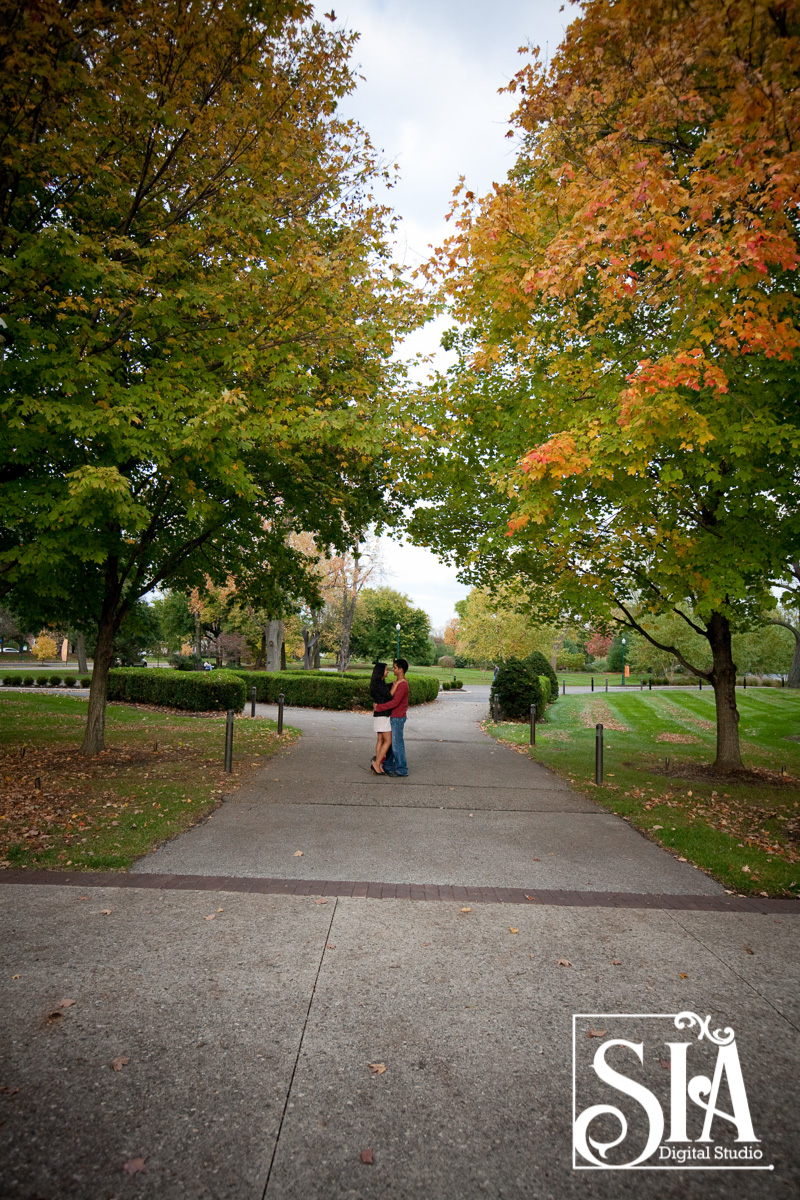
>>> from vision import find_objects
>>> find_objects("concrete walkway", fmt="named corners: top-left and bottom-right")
top-left (0, 690), bottom-right (797, 1199)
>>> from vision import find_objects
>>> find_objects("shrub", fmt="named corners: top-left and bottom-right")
top-left (231, 670), bottom-right (439, 710)
top-left (525, 651), bottom-right (558, 702)
top-left (454, 656), bottom-right (471, 668)
top-left (22, 674), bottom-right (35, 687)
top-left (441, 680), bottom-right (451, 691)
top-left (79, 676), bottom-right (92, 688)
top-left (49, 673), bottom-right (63, 687)
top-left (556, 651), bottom-right (586, 672)
top-left (171, 653), bottom-right (204, 671)
top-left (438, 655), bottom-right (456, 669)
top-left (36, 675), bottom-right (50, 687)
top-left (107, 668), bottom-right (246, 712)
top-left (590, 658), bottom-right (608, 673)
top-left (2, 673), bottom-right (18, 686)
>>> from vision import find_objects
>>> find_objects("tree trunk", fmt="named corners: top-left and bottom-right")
top-left (789, 634), bottom-right (800, 689)
top-left (338, 588), bottom-right (358, 672)
top-left (280, 641), bottom-right (286, 671)
top-left (76, 632), bottom-right (88, 674)
top-left (707, 611), bottom-right (742, 771)
top-left (81, 611), bottom-right (117, 756)
top-left (194, 612), bottom-right (202, 659)
top-left (265, 620), bottom-right (283, 672)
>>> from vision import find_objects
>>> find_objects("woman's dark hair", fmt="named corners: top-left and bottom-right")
top-left (370, 661), bottom-right (393, 703)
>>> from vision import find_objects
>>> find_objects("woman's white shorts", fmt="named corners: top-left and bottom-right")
top-left (373, 716), bottom-right (391, 733)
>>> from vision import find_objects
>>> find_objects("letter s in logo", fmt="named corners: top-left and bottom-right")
top-left (574, 1040), bottom-right (664, 1167)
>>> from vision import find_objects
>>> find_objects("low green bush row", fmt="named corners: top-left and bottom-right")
top-left (440, 679), bottom-right (464, 691)
top-left (232, 670), bottom-right (440, 710)
top-left (2, 673), bottom-right (90, 688)
top-left (107, 668), bottom-right (246, 712)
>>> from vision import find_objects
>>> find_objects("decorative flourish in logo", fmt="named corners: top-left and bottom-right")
top-left (673, 1012), bottom-right (735, 1046)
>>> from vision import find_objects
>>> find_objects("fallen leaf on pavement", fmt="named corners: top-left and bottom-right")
top-left (659, 1059), bottom-right (671, 1070)
top-left (679, 973), bottom-right (688, 979)
top-left (360, 1149), bottom-right (374, 1165)
top-left (368, 1062), bottom-right (386, 1075)
top-left (744, 945), bottom-right (755, 954)
top-left (326, 943), bottom-right (336, 949)
top-left (11, 974), bottom-right (20, 980)
top-left (557, 959), bottom-right (571, 967)
top-left (0, 1086), bottom-right (20, 1095)
top-left (314, 898), bottom-right (328, 904)
top-left (509, 927), bottom-right (519, 934)
top-left (611, 960), bottom-right (621, 965)
top-left (293, 850), bottom-right (304, 857)
top-left (59, 999), bottom-right (76, 1008)
top-left (100, 910), bottom-right (112, 915)
top-left (111, 1056), bottom-right (130, 1071)
top-left (460, 906), bottom-right (471, 912)
top-left (204, 914), bottom-right (216, 921)
top-left (217, 908), bottom-right (224, 913)
top-left (123, 1157), bottom-right (147, 1176)
top-left (587, 1029), bottom-right (607, 1038)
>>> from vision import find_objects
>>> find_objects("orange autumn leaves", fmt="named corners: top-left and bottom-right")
top-left (434, 0), bottom-right (800, 508)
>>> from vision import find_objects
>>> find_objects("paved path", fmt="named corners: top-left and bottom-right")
top-left (133, 688), bottom-right (722, 894)
top-left (0, 690), bottom-right (797, 1200)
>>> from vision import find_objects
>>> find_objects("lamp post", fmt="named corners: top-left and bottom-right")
top-left (621, 636), bottom-right (626, 687)
top-left (395, 622), bottom-right (401, 660)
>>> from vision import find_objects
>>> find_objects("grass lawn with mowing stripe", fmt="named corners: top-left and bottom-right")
top-left (485, 689), bottom-right (800, 896)
top-left (0, 693), bottom-right (298, 872)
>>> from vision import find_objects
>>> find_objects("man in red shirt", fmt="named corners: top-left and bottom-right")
top-left (374, 658), bottom-right (409, 776)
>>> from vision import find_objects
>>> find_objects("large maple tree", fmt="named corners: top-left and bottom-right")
top-left (0, 0), bottom-right (421, 753)
top-left (413, 0), bottom-right (800, 769)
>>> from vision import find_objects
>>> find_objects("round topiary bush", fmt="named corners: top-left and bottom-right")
top-left (22, 674), bottom-right (35, 686)
top-left (2, 674), bottom-right (17, 686)
top-left (49, 673), bottom-right (63, 687)
top-left (36, 675), bottom-right (49, 687)
top-left (525, 651), bottom-right (558, 702)
top-left (491, 658), bottom-right (539, 720)
top-left (79, 676), bottom-right (92, 688)
top-left (438, 655), bottom-right (456, 669)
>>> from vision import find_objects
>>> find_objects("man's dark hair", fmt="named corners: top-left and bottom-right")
top-left (395, 658), bottom-right (409, 673)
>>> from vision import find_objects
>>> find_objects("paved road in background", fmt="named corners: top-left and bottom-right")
top-left (1, 689), bottom-right (797, 1199)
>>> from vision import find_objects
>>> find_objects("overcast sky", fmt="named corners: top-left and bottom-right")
top-left (333, 0), bottom-right (571, 629)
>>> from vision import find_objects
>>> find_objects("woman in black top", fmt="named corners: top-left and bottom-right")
top-left (369, 661), bottom-right (393, 775)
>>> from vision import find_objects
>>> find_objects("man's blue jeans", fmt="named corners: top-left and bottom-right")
top-left (383, 716), bottom-right (408, 776)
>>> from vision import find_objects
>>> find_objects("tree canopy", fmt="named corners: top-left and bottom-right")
top-left (1, 0), bottom-right (423, 750)
top-left (411, 0), bottom-right (800, 770)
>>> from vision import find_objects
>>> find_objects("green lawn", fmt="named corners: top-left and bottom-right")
top-left (485, 689), bottom-right (800, 896)
top-left (0, 693), bottom-right (297, 872)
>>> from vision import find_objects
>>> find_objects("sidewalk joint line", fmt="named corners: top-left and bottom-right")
top-left (261, 898), bottom-right (338, 1200)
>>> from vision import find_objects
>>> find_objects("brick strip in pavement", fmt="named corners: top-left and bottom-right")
top-left (0, 868), bottom-right (798, 913)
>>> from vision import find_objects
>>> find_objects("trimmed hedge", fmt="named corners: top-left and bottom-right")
top-left (525, 651), bottom-right (558, 703)
top-left (491, 658), bottom-right (553, 720)
top-left (232, 670), bottom-right (440, 710)
top-left (107, 668), bottom-right (246, 712)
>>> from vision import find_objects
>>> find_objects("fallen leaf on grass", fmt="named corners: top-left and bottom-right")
top-left (741, 865), bottom-right (751, 873)
top-left (367, 1062), bottom-right (386, 1075)
top-left (557, 959), bottom-right (571, 967)
top-left (460, 907), bottom-right (471, 913)
top-left (314, 898), bottom-right (328, 904)
top-left (509, 927), bottom-right (519, 934)
top-left (111, 1056), bottom-right (130, 1071)
top-left (360, 1149), bottom-right (374, 1165)
top-left (293, 850), bottom-right (304, 857)
top-left (587, 1029), bottom-right (607, 1038)
top-left (123, 1157), bottom-right (147, 1176)
top-left (59, 998), bottom-right (75, 1008)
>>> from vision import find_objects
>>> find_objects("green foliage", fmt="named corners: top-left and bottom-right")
top-left (48, 673), bottom-right (63, 687)
top-left (233, 669), bottom-right (439, 709)
top-left (79, 677), bottom-right (92, 688)
top-left (491, 658), bottom-right (540, 720)
top-left (107, 668), bottom-right (246, 712)
top-left (2, 674), bottom-right (17, 686)
top-left (555, 651), bottom-right (585, 672)
top-left (153, 592), bottom-right (196, 654)
top-left (349, 588), bottom-right (432, 664)
top-left (22, 675), bottom-right (34, 687)
top-left (438, 655), bottom-right (456, 669)
top-left (525, 651), bottom-right (558, 702)
top-left (171, 655), bottom-right (204, 672)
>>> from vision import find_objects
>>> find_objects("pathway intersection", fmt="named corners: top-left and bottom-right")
top-left (0, 688), bottom-right (797, 1199)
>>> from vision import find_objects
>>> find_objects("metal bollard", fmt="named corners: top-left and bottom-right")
top-left (640, 678), bottom-right (644, 690)
top-left (743, 674), bottom-right (747, 690)
top-left (605, 678), bottom-right (608, 692)
top-left (648, 678), bottom-right (652, 691)
top-left (250, 686), bottom-right (257, 718)
top-left (595, 723), bottom-right (603, 785)
top-left (277, 692), bottom-right (285, 735)
top-left (562, 678), bottom-right (566, 695)
top-left (591, 676), bottom-right (594, 692)
top-left (699, 678), bottom-right (702, 690)
top-left (224, 709), bottom-right (234, 773)
top-left (493, 695), bottom-right (500, 724)
top-left (530, 703), bottom-right (536, 745)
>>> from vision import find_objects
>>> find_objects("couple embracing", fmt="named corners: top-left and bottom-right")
top-left (369, 658), bottom-right (409, 777)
